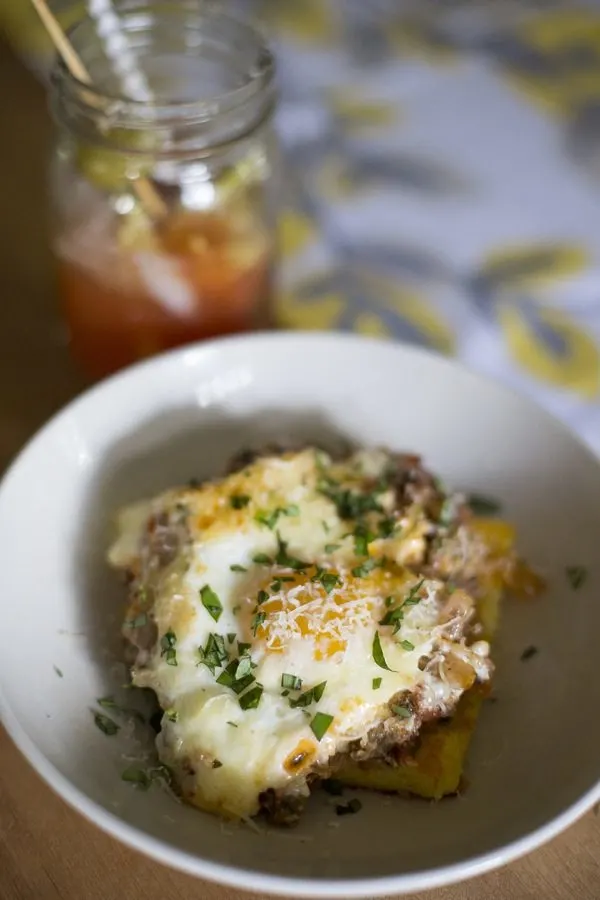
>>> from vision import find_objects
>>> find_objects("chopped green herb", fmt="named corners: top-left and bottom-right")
top-left (255, 509), bottom-right (281, 530)
top-left (53, 665), bottom-right (63, 678)
top-left (392, 705), bottom-right (412, 718)
top-left (256, 590), bottom-right (269, 606)
top-left (252, 611), bottom-right (266, 635)
top-left (379, 606), bottom-right (404, 629)
top-left (252, 553), bottom-right (272, 565)
top-left (354, 524), bottom-right (375, 557)
top-left (372, 677), bottom-right (382, 690)
top-left (94, 712), bottom-right (120, 736)
top-left (230, 494), bottom-right (251, 509)
top-left (281, 673), bottom-right (303, 690)
top-left (237, 642), bottom-right (251, 656)
top-left (378, 517), bottom-right (397, 538)
top-left (227, 721), bottom-right (238, 727)
top-left (197, 633), bottom-right (228, 673)
top-left (336, 798), bottom-right (362, 816)
top-left (290, 681), bottom-right (327, 708)
top-left (235, 655), bottom-right (253, 680)
top-left (275, 535), bottom-right (307, 571)
top-left (160, 631), bottom-right (178, 666)
top-left (372, 631), bottom-right (394, 671)
top-left (352, 558), bottom-right (379, 578)
top-left (403, 579), bottom-right (425, 606)
top-left (96, 696), bottom-right (144, 724)
top-left (319, 483), bottom-right (382, 520)
top-left (313, 681), bottom-right (327, 702)
top-left (385, 596), bottom-right (394, 607)
top-left (400, 639), bottom-right (415, 652)
top-left (283, 504), bottom-right (300, 517)
top-left (239, 684), bottom-right (263, 710)
top-left (318, 572), bottom-right (341, 594)
top-left (322, 520), bottom-right (331, 533)
top-left (230, 564), bottom-right (247, 573)
top-left (121, 766), bottom-right (150, 789)
top-left (124, 612), bottom-right (148, 629)
top-left (232, 674), bottom-right (255, 694)
top-left (281, 689), bottom-right (290, 697)
top-left (566, 565), bottom-right (587, 590)
top-left (324, 543), bottom-right (340, 553)
top-left (165, 708), bottom-right (179, 722)
top-left (468, 493), bottom-right (501, 516)
top-left (310, 712), bottom-right (334, 741)
top-left (200, 585), bottom-right (223, 622)
top-left (270, 579), bottom-right (282, 591)
top-left (227, 633), bottom-right (236, 644)
top-left (521, 645), bottom-right (538, 661)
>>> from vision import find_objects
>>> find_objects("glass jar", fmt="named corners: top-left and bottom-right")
top-left (49, 1), bottom-right (278, 380)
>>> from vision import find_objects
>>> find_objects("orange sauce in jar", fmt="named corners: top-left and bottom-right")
top-left (56, 208), bottom-right (274, 380)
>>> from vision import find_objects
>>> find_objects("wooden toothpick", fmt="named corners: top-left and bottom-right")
top-left (31, 0), bottom-right (168, 220)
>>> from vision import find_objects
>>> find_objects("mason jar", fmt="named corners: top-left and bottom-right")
top-left (49, 1), bottom-right (278, 380)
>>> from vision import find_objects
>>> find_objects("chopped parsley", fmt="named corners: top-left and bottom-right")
top-left (353, 524), bottom-right (375, 557)
top-left (230, 494), bottom-right (251, 509)
top-left (290, 681), bottom-right (327, 708)
top-left (165, 708), bottom-right (179, 722)
top-left (235, 655), bottom-right (253, 680)
top-left (227, 633), bottom-right (236, 644)
top-left (336, 798), bottom-right (362, 816)
top-left (239, 684), bottom-right (263, 710)
top-left (404, 579), bottom-right (425, 606)
top-left (378, 516), bottom-right (397, 538)
top-left (379, 606), bottom-right (404, 631)
top-left (255, 505), bottom-right (299, 531)
top-left (93, 712), bottom-right (120, 736)
top-left (372, 677), bottom-right (382, 690)
top-left (124, 612), bottom-right (148, 629)
top-left (252, 552), bottom-right (272, 565)
top-left (352, 558), bottom-right (379, 578)
top-left (468, 493), bottom-right (501, 516)
top-left (200, 585), bottom-right (223, 622)
top-left (317, 571), bottom-right (341, 594)
top-left (227, 721), bottom-right (238, 728)
top-left (318, 482), bottom-right (383, 520)
top-left (275, 535), bottom-right (307, 571)
top-left (324, 543), bottom-right (340, 553)
top-left (256, 590), bottom-right (269, 606)
top-left (251, 611), bottom-right (266, 635)
top-left (400, 639), bottom-right (415, 652)
top-left (230, 564), bottom-right (247, 573)
top-left (281, 673), bottom-right (303, 690)
top-left (197, 633), bottom-right (228, 673)
top-left (566, 565), bottom-right (587, 590)
top-left (53, 665), bottom-right (63, 678)
top-left (392, 705), bottom-right (412, 718)
top-left (310, 712), bottom-right (334, 741)
top-left (160, 631), bottom-right (178, 666)
top-left (372, 631), bottom-right (394, 671)
top-left (121, 766), bottom-right (151, 789)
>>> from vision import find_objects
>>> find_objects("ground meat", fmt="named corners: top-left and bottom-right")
top-left (259, 788), bottom-right (307, 827)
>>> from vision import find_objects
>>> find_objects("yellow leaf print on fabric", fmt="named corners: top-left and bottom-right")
top-left (504, 10), bottom-right (600, 114)
top-left (353, 313), bottom-right (390, 339)
top-left (279, 210), bottom-right (318, 258)
top-left (478, 244), bottom-right (589, 290)
top-left (276, 292), bottom-right (344, 332)
top-left (327, 92), bottom-right (397, 130)
top-left (258, 0), bottom-right (334, 44)
top-left (498, 303), bottom-right (600, 400)
top-left (378, 283), bottom-right (456, 355)
top-left (389, 18), bottom-right (457, 64)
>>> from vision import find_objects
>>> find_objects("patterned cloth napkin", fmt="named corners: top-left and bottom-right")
top-left (4, 0), bottom-right (600, 451)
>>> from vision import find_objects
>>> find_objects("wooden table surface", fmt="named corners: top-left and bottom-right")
top-left (1, 43), bottom-right (600, 900)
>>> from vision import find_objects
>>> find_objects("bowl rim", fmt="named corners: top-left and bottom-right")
top-left (1, 330), bottom-right (600, 898)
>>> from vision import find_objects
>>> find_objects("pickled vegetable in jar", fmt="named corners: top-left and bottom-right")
top-left (49, 2), bottom-right (279, 380)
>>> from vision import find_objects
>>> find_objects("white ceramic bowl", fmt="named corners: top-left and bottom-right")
top-left (1, 332), bottom-right (600, 898)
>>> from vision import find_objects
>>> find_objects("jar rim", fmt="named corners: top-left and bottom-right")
top-left (51, 1), bottom-right (275, 133)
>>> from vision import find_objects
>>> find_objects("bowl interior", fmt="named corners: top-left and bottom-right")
top-left (1, 333), bottom-right (600, 896)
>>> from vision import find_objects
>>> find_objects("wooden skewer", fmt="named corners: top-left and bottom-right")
top-left (31, 0), bottom-right (168, 221)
